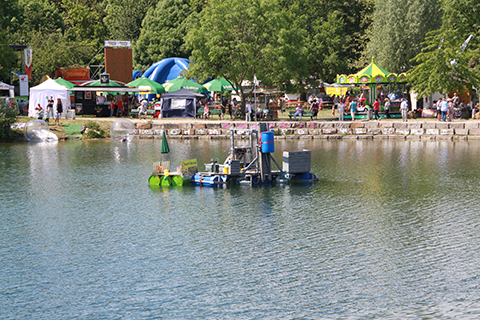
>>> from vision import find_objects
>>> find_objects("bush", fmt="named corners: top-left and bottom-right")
top-left (0, 104), bottom-right (18, 141)
top-left (86, 121), bottom-right (101, 131)
top-left (83, 120), bottom-right (107, 139)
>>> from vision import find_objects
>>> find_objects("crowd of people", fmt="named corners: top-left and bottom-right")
top-left (34, 96), bottom-right (63, 125)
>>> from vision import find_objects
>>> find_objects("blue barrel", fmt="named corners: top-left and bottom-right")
top-left (261, 131), bottom-right (275, 153)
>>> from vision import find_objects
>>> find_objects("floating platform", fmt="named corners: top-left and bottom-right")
top-left (148, 124), bottom-right (318, 188)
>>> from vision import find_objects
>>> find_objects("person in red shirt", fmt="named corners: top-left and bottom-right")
top-left (109, 99), bottom-right (116, 117)
top-left (116, 96), bottom-right (123, 117)
top-left (373, 98), bottom-right (380, 121)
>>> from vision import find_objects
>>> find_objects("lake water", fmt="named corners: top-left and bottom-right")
top-left (1, 138), bottom-right (480, 319)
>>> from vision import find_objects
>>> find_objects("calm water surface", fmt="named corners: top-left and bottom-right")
top-left (1, 138), bottom-right (480, 319)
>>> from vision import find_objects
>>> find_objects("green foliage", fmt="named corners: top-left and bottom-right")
top-left (86, 120), bottom-right (100, 131)
top-left (0, 34), bottom-right (18, 83)
top-left (104, 0), bottom-right (157, 42)
top-left (83, 120), bottom-right (106, 139)
top-left (18, 0), bottom-right (65, 33)
top-left (185, 0), bottom-right (307, 106)
top-left (367, 0), bottom-right (442, 73)
top-left (28, 31), bottom-right (94, 83)
top-left (0, 103), bottom-right (18, 141)
top-left (60, 0), bottom-right (107, 46)
top-left (133, 0), bottom-right (194, 71)
top-left (409, 0), bottom-right (480, 95)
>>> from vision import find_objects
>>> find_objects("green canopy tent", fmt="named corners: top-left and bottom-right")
top-left (126, 77), bottom-right (165, 94)
top-left (54, 77), bottom-right (75, 89)
top-left (163, 78), bottom-right (208, 95)
top-left (336, 57), bottom-right (407, 103)
top-left (86, 79), bottom-right (123, 95)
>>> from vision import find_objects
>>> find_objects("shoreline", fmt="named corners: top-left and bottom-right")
top-left (10, 117), bottom-right (480, 142)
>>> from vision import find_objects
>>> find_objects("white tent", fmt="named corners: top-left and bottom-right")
top-left (28, 78), bottom-right (71, 117)
top-left (0, 82), bottom-right (15, 98)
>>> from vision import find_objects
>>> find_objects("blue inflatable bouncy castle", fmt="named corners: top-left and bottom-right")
top-left (142, 58), bottom-right (190, 84)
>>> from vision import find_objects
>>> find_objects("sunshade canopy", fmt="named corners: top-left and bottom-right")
top-left (126, 77), bottom-right (165, 94)
top-left (336, 57), bottom-right (407, 85)
top-left (163, 78), bottom-right (208, 94)
top-left (54, 77), bottom-right (75, 89)
top-left (203, 78), bottom-right (237, 92)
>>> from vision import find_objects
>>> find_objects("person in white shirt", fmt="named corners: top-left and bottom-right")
top-left (138, 98), bottom-right (148, 119)
top-left (96, 93), bottom-right (105, 105)
top-left (400, 98), bottom-right (408, 122)
top-left (245, 102), bottom-right (252, 121)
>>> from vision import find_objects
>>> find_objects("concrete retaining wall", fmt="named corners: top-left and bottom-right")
top-left (134, 121), bottom-right (480, 140)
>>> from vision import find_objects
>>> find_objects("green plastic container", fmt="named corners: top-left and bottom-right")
top-left (148, 174), bottom-right (161, 185)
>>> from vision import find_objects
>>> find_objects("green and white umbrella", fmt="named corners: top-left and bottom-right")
top-left (126, 77), bottom-right (165, 94)
top-left (203, 78), bottom-right (237, 92)
top-left (163, 78), bottom-right (208, 95)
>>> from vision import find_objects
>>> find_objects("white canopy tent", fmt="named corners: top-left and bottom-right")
top-left (28, 78), bottom-right (71, 117)
top-left (0, 82), bottom-right (15, 98)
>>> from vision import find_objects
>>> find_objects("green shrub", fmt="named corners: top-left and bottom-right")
top-left (0, 104), bottom-right (18, 141)
top-left (86, 121), bottom-right (100, 131)
top-left (82, 120), bottom-right (106, 139)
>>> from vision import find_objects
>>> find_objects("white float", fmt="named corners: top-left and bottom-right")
top-left (23, 120), bottom-right (58, 142)
top-left (110, 119), bottom-right (136, 142)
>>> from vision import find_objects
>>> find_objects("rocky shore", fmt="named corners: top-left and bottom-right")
top-left (134, 120), bottom-right (480, 140)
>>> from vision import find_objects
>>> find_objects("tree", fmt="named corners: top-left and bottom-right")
top-left (409, 0), bottom-right (480, 95)
top-left (61, 0), bottom-right (107, 46)
top-left (281, 0), bottom-right (374, 83)
top-left (366, 0), bottom-right (442, 73)
top-left (133, 0), bottom-right (194, 71)
top-left (28, 31), bottom-right (94, 83)
top-left (104, 0), bottom-right (158, 42)
top-left (0, 32), bottom-right (18, 83)
top-left (185, 0), bottom-right (307, 108)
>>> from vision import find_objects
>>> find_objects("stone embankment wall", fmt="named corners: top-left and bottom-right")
top-left (135, 121), bottom-right (480, 140)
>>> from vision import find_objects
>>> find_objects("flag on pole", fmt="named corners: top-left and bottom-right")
top-left (253, 75), bottom-right (259, 86)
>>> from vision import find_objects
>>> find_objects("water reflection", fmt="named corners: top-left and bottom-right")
top-left (2, 139), bottom-right (480, 318)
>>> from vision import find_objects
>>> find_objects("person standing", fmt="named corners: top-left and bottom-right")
top-left (349, 98), bottom-right (357, 121)
top-left (440, 98), bottom-right (449, 121)
top-left (228, 99), bottom-right (233, 119)
top-left (245, 102), bottom-right (252, 121)
top-left (384, 98), bottom-right (391, 119)
top-left (448, 98), bottom-right (454, 122)
top-left (116, 96), bottom-right (123, 117)
top-left (46, 96), bottom-right (54, 119)
top-left (400, 98), bottom-right (408, 122)
top-left (436, 99), bottom-right (442, 121)
top-left (55, 98), bottom-right (63, 125)
top-left (109, 99), bottom-right (116, 117)
top-left (310, 99), bottom-right (319, 118)
top-left (373, 98), bottom-right (380, 120)
top-left (338, 99), bottom-right (345, 121)
top-left (221, 97), bottom-right (227, 120)
top-left (452, 92), bottom-right (459, 106)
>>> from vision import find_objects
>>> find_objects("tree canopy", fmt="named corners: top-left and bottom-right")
top-left (1, 0), bottom-right (478, 101)
top-left (409, 0), bottom-right (480, 95)
top-left (133, 0), bottom-right (193, 71)
top-left (185, 0), bottom-right (307, 106)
